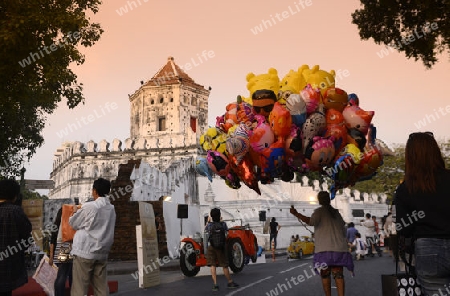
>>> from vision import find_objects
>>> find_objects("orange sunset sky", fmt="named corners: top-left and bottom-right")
top-left (24, 0), bottom-right (450, 184)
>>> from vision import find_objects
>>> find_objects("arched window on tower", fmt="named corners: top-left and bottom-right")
top-left (191, 97), bottom-right (197, 106)
top-left (151, 99), bottom-right (155, 105)
top-left (160, 97), bottom-right (164, 103)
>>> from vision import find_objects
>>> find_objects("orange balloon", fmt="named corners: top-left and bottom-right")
top-left (269, 102), bottom-right (292, 139)
top-left (323, 87), bottom-right (348, 112)
top-left (325, 109), bottom-right (348, 152)
top-left (355, 145), bottom-right (383, 179)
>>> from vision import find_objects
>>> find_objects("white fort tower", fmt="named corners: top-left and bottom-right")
top-left (49, 57), bottom-right (210, 201)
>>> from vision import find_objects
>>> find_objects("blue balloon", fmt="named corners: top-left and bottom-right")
top-left (291, 113), bottom-right (307, 128)
top-left (326, 153), bottom-right (358, 200)
top-left (195, 157), bottom-right (214, 181)
top-left (347, 93), bottom-right (359, 106)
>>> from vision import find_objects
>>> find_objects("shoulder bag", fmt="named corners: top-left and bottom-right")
top-left (381, 235), bottom-right (421, 296)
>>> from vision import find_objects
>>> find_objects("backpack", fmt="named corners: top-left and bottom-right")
top-left (209, 222), bottom-right (226, 249)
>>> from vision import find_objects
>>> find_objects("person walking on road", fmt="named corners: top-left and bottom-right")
top-left (372, 215), bottom-right (381, 247)
top-left (205, 208), bottom-right (239, 291)
top-left (395, 131), bottom-right (450, 296)
top-left (346, 222), bottom-right (358, 253)
top-left (360, 213), bottom-right (382, 257)
top-left (346, 222), bottom-right (358, 243)
top-left (269, 217), bottom-right (281, 250)
top-left (290, 191), bottom-right (354, 296)
top-left (69, 178), bottom-right (116, 296)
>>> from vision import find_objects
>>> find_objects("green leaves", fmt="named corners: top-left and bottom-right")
top-left (0, 0), bottom-right (103, 178)
top-left (352, 141), bottom-right (450, 201)
top-left (352, 0), bottom-right (450, 68)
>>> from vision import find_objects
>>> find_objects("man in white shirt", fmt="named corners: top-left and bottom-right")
top-left (69, 178), bottom-right (116, 296)
top-left (360, 213), bottom-right (382, 257)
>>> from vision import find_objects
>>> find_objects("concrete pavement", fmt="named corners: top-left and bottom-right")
top-left (106, 249), bottom-right (287, 276)
top-left (107, 249), bottom-right (398, 296)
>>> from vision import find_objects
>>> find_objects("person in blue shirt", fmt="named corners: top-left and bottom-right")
top-left (346, 222), bottom-right (358, 246)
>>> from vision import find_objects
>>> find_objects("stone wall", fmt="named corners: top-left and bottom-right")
top-left (48, 137), bottom-right (200, 201)
top-left (109, 159), bottom-right (168, 261)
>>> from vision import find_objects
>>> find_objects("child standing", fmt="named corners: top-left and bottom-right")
top-left (353, 232), bottom-right (368, 260)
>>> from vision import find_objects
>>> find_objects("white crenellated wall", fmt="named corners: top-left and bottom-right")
top-left (48, 135), bottom-right (201, 202)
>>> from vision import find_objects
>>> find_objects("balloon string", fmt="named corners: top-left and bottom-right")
top-left (297, 217), bottom-right (314, 236)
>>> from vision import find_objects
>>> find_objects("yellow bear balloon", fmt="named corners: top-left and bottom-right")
top-left (278, 65), bottom-right (309, 104)
top-left (239, 65), bottom-right (335, 105)
top-left (303, 65), bottom-right (336, 97)
top-left (245, 68), bottom-right (280, 105)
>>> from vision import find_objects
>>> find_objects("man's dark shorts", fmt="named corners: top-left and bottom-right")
top-left (206, 246), bottom-right (228, 267)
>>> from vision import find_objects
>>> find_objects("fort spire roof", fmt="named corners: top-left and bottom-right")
top-left (144, 56), bottom-right (205, 88)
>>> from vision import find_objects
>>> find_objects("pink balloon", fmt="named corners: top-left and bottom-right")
top-left (300, 84), bottom-right (321, 115)
top-left (342, 105), bottom-right (374, 135)
top-left (207, 150), bottom-right (230, 176)
top-left (249, 117), bottom-right (274, 152)
top-left (304, 136), bottom-right (335, 171)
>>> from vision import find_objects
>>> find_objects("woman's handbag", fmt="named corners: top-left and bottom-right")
top-left (61, 204), bottom-right (78, 242)
top-left (381, 235), bottom-right (422, 296)
top-left (57, 243), bottom-right (73, 263)
top-left (381, 273), bottom-right (422, 296)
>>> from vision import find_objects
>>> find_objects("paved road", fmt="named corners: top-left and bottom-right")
top-left (107, 252), bottom-right (396, 296)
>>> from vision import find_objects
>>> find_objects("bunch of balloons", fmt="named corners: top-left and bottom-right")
top-left (195, 65), bottom-right (383, 198)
